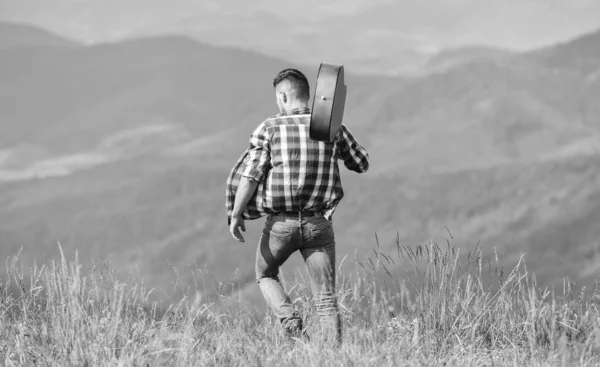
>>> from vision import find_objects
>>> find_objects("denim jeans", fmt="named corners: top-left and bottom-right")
top-left (255, 213), bottom-right (341, 344)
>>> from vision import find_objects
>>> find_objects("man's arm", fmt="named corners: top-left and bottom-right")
top-left (231, 177), bottom-right (259, 218)
top-left (336, 124), bottom-right (369, 173)
top-left (229, 123), bottom-right (270, 242)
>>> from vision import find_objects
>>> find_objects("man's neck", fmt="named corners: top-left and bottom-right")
top-left (284, 101), bottom-right (309, 113)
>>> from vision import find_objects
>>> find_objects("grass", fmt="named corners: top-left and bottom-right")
top-left (1, 240), bottom-right (599, 366)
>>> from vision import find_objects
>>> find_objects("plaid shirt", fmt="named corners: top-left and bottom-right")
top-left (226, 107), bottom-right (369, 224)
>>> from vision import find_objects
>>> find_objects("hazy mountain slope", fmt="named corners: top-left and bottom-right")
top-left (1, 24), bottom-right (600, 302)
top-left (0, 22), bottom-right (80, 49)
top-left (425, 46), bottom-right (513, 73)
top-left (365, 60), bottom-right (600, 175)
top-left (0, 36), bottom-right (284, 150)
top-left (525, 28), bottom-right (600, 73)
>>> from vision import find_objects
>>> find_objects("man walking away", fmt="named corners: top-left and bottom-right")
top-left (226, 68), bottom-right (369, 345)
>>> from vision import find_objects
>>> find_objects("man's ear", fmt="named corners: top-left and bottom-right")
top-left (281, 92), bottom-right (287, 104)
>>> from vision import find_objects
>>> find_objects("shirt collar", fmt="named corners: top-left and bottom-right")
top-left (277, 107), bottom-right (311, 117)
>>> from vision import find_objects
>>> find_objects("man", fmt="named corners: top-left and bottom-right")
top-left (225, 68), bottom-right (369, 344)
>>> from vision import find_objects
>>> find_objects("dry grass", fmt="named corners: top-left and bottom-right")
top-left (1, 240), bottom-right (599, 366)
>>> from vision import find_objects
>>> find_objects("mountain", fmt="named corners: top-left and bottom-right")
top-left (425, 46), bottom-right (513, 73)
top-left (174, 2), bottom-right (600, 75)
top-left (525, 28), bottom-right (600, 73)
top-left (1, 23), bottom-right (600, 305)
top-left (6, 1), bottom-right (600, 75)
top-left (0, 22), bottom-right (81, 50)
top-left (425, 27), bottom-right (600, 75)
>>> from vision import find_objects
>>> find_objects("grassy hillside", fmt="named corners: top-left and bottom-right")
top-left (1, 244), bottom-right (598, 366)
top-left (1, 23), bottom-right (600, 305)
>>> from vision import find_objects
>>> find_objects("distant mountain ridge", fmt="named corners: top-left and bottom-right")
top-left (3, 20), bottom-right (599, 75)
top-left (4, 0), bottom-right (600, 75)
top-left (425, 46), bottom-right (513, 73)
top-left (0, 22), bottom-right (81, 50)
top-left (525, 28), bottom-right (600, 73)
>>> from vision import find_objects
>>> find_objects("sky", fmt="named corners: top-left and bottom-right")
top-left (1, 0), bottom-right (599, 55)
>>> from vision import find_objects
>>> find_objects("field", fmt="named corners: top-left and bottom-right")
top-left (2, 241), bottom-right (599, 366)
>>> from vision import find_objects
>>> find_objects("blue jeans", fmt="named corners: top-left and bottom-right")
top-left (255, 213), bottom-right (341, 344)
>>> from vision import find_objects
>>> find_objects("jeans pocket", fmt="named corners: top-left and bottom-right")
top-left (265, 218), bottom-right (292, 238)
top-left (308, 219), bottom-right (334, 242)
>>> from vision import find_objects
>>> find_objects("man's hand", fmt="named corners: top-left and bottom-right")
top-left (229, 176), bottom-right (258, 243)
top-left (230, 215), bottom-right (246, 242)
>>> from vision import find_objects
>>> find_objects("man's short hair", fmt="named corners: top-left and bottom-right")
top-left (273, 68), bottom-right (310, 101)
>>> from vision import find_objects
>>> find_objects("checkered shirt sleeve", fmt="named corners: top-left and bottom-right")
top-left (225, 148), bottom-right (268, 225)
top-left (242, 123), bottom-right (271, 182)
top-left (335, 124), bottom-right (370, 173)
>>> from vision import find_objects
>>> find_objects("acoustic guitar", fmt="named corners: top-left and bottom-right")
top-left (310, 62), bottom-right (347, 142)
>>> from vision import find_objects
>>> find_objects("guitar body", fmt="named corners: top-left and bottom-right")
top-left (310, 62), bottom-right (347, 142)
